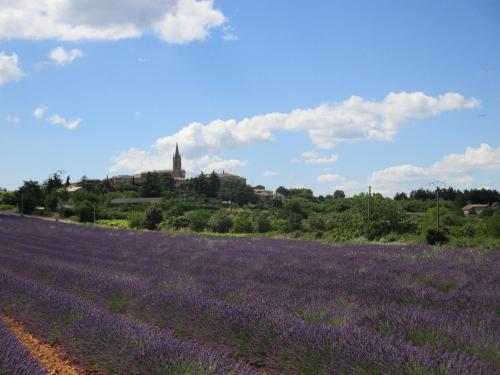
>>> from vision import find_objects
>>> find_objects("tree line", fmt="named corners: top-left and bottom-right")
top-left (1, 171), bottom-right (499, 248)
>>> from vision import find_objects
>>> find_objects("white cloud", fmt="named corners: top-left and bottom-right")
top-left (292, 152), bottom-right (338, 164)
top-left (110, 91), bottom-right (479, 175)
top-left (0, 52), bottom-right (23, 86)
top-left (49, 47), bottom-right (83, 65)
top-left (221, 25), bottom-right (238, 41)
top-left (370, 164), bottom-right (431, 185)
top-left (33, 106), bottom-right (47, 119)
top-left (0, 0), bottom-right (225, 44)
top-left (263, 170), bottom-right (279, 177)
top-left (431, 143), bottom-right (500, 173)
top-left (153, 91), bottom-right (479, 155)
top-left (5, 115), bottom-right (20, 124)
top-left (154, 0), bottom-right (225, 44)
top-left (316, 173), bottom-right (345, 183)
top-left (303, 153), bottom-right (338, 164)
top-left (369, 144), bottom-right (500, 194)
top-left (301, 151), bottom-right (319, 158)
top-left (48, 114), bottom-right (81, 130)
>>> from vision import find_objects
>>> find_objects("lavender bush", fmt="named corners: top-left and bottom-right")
top-left (0, 318), bottom-right (47, 375)
top-left (0, 215), bottom-right (498, 374)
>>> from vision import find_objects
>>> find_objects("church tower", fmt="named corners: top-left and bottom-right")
top-left (172, 143), bottom-right (183, 178)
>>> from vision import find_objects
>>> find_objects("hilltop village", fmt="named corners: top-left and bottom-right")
top-left (67, 143), bottom-right (279, 204)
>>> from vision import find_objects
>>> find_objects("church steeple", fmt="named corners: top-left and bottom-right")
top-left (172, 143), bottom-right (182, 178)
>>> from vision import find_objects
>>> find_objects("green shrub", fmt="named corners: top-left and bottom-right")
top-left (305, 215), bottom-right (325, 232)
top-left (426, 228), bottom-right (449, 245)
top-left (61, 206), bottom-right (75, 218)
top-left (0, 191), bottom-right (15, 205)
top-left (271, 218), bottom-right (286, 232)
top-left (169, 216), bottom-right (190, 230)
top-left (208, 211), bottom-right (233, 233)
top-left (479, 207), bottom-right (494, 218)
top-left (486, 214), bottom-right (500, 238)
top-left (128, 211), bottom-right (145, 229)
top-left (232, 213), bottom-right (254, 233)
top-left (143, 204), bottom-right (163, 230)
top-left (283, 213), bottom-right (303, 233)
top-left (186, 210), bottom-right (211, 232)
top-left (255, 213), bottom-right (272, 233)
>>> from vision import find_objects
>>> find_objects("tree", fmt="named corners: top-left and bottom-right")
top-left (14, 181), bottom-right (44, 214)
top-left (143, 204), bottom-right (163, 230)
top-left (97, 177), bottom-right (114, 194)
top-left (207, 171), bottom-right (221, 198)
top-left (289, 188), bottom-right (314, 200)
top-left (276, 186), bottom-right (290, 197)
top-left (75, 200), bottom-right (95, 222)
top-left (410, 188), bottom-right (435, 200)
top-left (351, 194), bottom-right (414, 239)
top-left (218, 180), bottom-right (257, 206)
top-left (333, 190), bottom-right (345, 199)
top-left (159, 173), bottom-right (176, 193)
top-left (44, 188), bottom-right (69, 212)
top-left (394, 192), bottom-right (408, 201)
top-left (141, 172), bottom-right (162, 197)
top-left (43, 172), bottom-right (63, 195)
top-left (65, 176), bottom-right (70, 187)
top-left (192, 173), bottom-right (209, 196)
top-left (282, 197), bottom-right (310, 218)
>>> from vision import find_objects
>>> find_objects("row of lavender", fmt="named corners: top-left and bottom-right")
top-left (0, 216), bottom-right (499, 373)
top-left (0, 245), bottom-right (498, 373)
top-left (0, 270), bottom-right (254, 374)
top-left (0, 317), bottom-right (47, 375)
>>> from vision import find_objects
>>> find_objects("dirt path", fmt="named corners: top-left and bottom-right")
top-left (1, 315), bottom-right (81, 375)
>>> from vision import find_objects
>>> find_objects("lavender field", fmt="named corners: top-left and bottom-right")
top-left (0, 215), bottom-right (499, 374)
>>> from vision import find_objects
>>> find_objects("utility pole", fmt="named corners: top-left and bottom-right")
top-left (436, 187), bottom-right (440, 228)
top-left (367, 185), bottom-right (372, 221)
top-left (429, 181), bottom-right (446, 229)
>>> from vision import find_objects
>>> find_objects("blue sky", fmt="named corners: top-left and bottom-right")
top-left (0, 0), bottom-right (499, 195)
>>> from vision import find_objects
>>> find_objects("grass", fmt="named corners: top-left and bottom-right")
top-left (95, 219), bottom-right (130, 229)
top-left (419, 275), bottom-right (460, 293)
top-left (107, 292), bottom-right (129, 314)
top-left (404, 326), bottom-right (455, 351)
